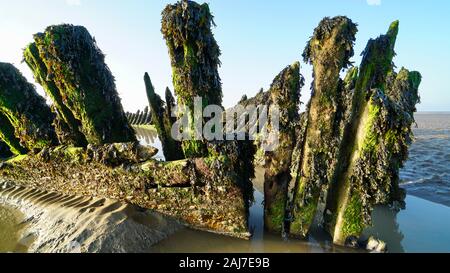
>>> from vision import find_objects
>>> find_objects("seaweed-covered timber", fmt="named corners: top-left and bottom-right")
top-left (323, 21), bottom-right (422, 246)
top-left (23, 43), bottom-right (88, 147)
top-left (0, 63), bottom-right (58, 151)
top-left (0, 111), bottom-right (27, 155)
top-left (145, 73), bottom-right (184, 161)
top-left (0, 141), bottom-right (252, 239)
top-left (24, 24), bottom-right (136, 146)
top-left (162, 0), bottom-right (223, 158)
top-left (263, 63), bottom-right (304, 233)
top-left (260, 63), bottom-right (304, 233)
top-left (230, 62), bottom-right (305, 233)
top-left (228, 18), bottom-right (420, 246)
top-left (290, 17), bottom-right (358, 238)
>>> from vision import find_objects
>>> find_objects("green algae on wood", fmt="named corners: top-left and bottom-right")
top-left (144, 73), bottom-right (184, 161)
top-left (323, 21), bottom-right (422, 245)
top-left (228, 62), bottom-right (304, 233)
top-left (26, 24), bottom-right (136, 145)
top-left (206, 138), bottom-right (256, 211)
top-left (0, 111), bottom-right (28, 155)
top-left (161, 0), bottom-right (223, 158)
top-left (326, 21), bottom-right (399, 244)
top-left (23, 43), bottom-right (88, 147)
top-left (0, 62), bottom-right (58, 151)
top-left (263, 62), bottom-right (304, 233)
top-left (290, 16), bottom-right (358, 238)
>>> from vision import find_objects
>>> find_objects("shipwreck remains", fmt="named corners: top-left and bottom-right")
top-left (144, 73), bottom-right (184, 161)
top-left (0, 2), bottom-right (254, 239)
top-left (290, 16), bottom-right (358, 238)
top-left (0, 142), bottom-right (252, 238)
top-left (0, 63), bottom-right (57, 152)
top-left (234, 16), bottom-right (421, 246)
top-left (289, 20), bottom-right (421, 245)
top-left (126, 107), bottom-right (152, 126)
top-left (23, 25), bottom-right (136, 146)
top-left (161, 0), bottom-right (223, 158)
top-left (237, 62), bottom-right (305, 233)
top-left (0, 0), bottom-right (421, 248)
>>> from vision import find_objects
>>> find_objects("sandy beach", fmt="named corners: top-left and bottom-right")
top-left (2, 179), bottom-right (450, 253)
top-left (0, 181), bottom-right (182, 253)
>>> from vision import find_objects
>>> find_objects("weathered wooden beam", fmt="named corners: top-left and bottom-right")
top-left (228, 62), bottom-right (304, 234)
top-left (263, 62), bottom-right (303, 233)
top-left (0, 111), bottom-right (27, 155)
top-left (322, 21), bottom-right (422, 246)
top-left (25, 25), bottom-right (136, 145)
top-left (290, 16), bottom-right (358, 238)
top-left (162, 0), bottom-right (223, 158)
top-left (144, 73), bottom-right (184, 161)
top-left (23, 43), bottom-right (88, 147)
top-left (0, 62), bottom-right (58, 151)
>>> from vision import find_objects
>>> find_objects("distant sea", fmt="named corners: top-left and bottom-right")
top-left (400, 112), bottom-right (450, 207)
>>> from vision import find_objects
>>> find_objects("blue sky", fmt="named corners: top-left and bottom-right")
top-left (0, 0), bottom-right (449, 112)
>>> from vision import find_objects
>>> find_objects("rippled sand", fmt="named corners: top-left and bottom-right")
top-left (0, 183), bottom-right (182, 253)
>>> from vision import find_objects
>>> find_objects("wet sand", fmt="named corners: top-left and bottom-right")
top-left (0, 204), bottom-right (28, 252)
top-left (2, 181), bottom-right (449, 253)
top-left (0, 182), bottom-right (182, 253)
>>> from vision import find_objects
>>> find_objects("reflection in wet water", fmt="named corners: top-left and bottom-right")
top-left (365, 196), bottom-right (450, 253)
top-left (363, 206), bottom-right (405, 253)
